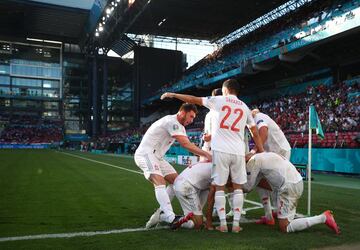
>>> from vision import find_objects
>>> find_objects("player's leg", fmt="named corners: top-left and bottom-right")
top-left (229, 154), bottom-right (247, 233)
top-left (255, 187), bottom-right (275, 225)
top-left (225, 179), bottom-right (234, 218)
top-left (277, 181), bottom-right (339, 234)
top-left (173, 179), bottom-right (201, 229)
top-left (212, 151), bottom-right (230, 232)
top-left (282, 210), bottom-right (340, 234)
top-left (137, 154), bottom-right (177, 224)
top-left (162, 159), bottom-right (178, 201)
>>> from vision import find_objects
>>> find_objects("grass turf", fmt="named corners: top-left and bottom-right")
top-left (0, 149), bottom-right (359, 249)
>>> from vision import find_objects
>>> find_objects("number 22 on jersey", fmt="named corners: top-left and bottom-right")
top-left (219, 105), bottom-right (243, 132)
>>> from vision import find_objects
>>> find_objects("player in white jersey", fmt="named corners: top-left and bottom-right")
top-left (134, 103), bottom-right (212, 228)
top-left (161, 79), bottom-right (264, 233)
top-left (243, 152), bottom-right (340, 234)
top-left (173, 161), bottom-right (212, 229)
top-left (251, 108), bottom-right (292, 225)
top-left (251, 109), bottom-right (291, 159)
top-left (201, 88), bottom-right (222, 154)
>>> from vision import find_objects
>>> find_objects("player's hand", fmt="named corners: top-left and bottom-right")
top-left (205, 152), bottom-right (212, 162)
top-left (203, 133), bottom-right (211, 142)
top-left (245, 152), bottom-right (255, 162)
top-left (160, 92), bottom-right (174, 100)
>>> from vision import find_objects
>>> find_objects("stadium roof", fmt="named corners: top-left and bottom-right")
top-left (0, 0), bottom-right (93, 43)
top-left (125, 0), bottom-right (289, 41)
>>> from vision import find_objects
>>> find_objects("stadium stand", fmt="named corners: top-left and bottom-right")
top-left (92, 78), bottom-right (359, 151)
top-left (146, 0), bottom-right (360, 101)
top-left (0, 115), bottom-right (63, 144)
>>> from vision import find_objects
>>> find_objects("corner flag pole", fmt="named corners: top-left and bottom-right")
top-left (307, 106), bottom-right (312, 216)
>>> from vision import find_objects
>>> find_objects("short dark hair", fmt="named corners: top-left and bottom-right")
top-left (223, 79), bottom-right (239, 95)
top-left (212, 88), bottom-right (222, 96)
top-left (179, 103), bottom-right (198, 114)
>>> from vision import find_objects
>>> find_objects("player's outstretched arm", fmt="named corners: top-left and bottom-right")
top-left (174, 135), bottom-right (212, 161)
top-left (161, 92), bottom-right (203, 106)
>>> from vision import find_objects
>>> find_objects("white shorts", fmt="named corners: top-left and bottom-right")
top-left (134, 153), bottom-right (177, 180)
top-left (211, 150), bottom-right (247, 186)
top-left (277, 181), bottom-right (303, 220)
top-left (174, 176), bottom-right (203, 216)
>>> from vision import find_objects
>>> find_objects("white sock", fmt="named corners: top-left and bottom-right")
top-left (166, 184), bottom-right (175, 201)
top-left (257, 187), bottom-right (273, 220)
top-left (181, 220), bottom-right (195, 229)
top-left (270, 191), bottom-right (278, 213)
top-left (215, 191), bottom-right (226, 226)
top-left (155, 185), bottom-right (175, 223)
top-left (287, 214), bottom-right (326, 233)
top-left (232, 189), bottom-right (244, 224)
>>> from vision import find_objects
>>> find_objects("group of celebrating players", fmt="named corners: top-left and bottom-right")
top-left (134, 78), bottom-right (340, 234)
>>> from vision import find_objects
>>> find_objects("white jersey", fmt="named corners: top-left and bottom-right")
top-left (254, 112), bottom-right (291, 154)
top-left (135, 114), bottom-right (187, 158)
top-left (178, 162), bottom-right (212, 190)
top-left (202, 95), bottom-right (255, 155)
top-left (202, 110), bottom-right (216, 150)
top-left (243, 152), bottom-right (302, 192)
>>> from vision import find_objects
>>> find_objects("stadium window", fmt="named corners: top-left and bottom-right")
top-left (0, 87), bottom-right (10, 95)
top-left (43, 80), bottom-right (59, 88)
top-left (0, 75), bottom-right (10, 85)
top-left (0, 64), bottom-right (10, 74)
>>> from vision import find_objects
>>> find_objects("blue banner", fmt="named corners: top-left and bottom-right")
top-left (0, 144), bottom-right (50, 149)
top-left (291, 148), bottom-right (360, 174)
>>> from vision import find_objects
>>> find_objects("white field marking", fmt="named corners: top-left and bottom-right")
top-left (59, 151), bottom-right (265, 211)
top-left (58, 151), bottom-right (142, 175)
top-left (244, 205), bottom-right (263, 212)
top-left (0, 226), bottom-right (168, 243)
top-left (0, 216), bottom-right (263, 243)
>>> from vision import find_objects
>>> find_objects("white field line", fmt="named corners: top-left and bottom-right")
top-left (58, 151), bottom-right (142, 175)
top-left (0, 216), bottom-right (263, 243)
top-left (0, 151), bottom-right (267, 243)
top-left (59, 151), bottom-right (264, 208)
top-left (0, 226), bottom-right (168, 242)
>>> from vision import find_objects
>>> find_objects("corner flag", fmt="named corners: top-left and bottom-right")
top-left (309, 105), bottom-right (324, 139)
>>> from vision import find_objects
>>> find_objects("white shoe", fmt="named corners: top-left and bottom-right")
top-left (145, 208), bottom-right (161, 229)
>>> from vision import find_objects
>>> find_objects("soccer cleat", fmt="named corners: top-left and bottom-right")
top-left (170, 212), bottom-right (194, 230)
top-left (145, 208), bottom-right (161, 229)
top-left (215, 225), bottom-right (228, 233)
top-left (255, 216), bottom-right (275, 225)
top-left (323, 210), bottom-right (340, 235)
top-left (231, 225), bottom-right (243, 233)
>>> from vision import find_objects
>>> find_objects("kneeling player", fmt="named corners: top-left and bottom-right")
top-left (146, 161), bottom-right (212, 229)
top-left (173, 161), bottom-right (212, 229)
top-left (243, 152), bottom-right (340, 234)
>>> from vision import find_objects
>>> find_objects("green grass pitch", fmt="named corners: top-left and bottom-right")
top-left (0, 149), bottom-right (359, 249)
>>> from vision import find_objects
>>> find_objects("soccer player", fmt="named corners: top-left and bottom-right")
top-left (251, 108), bottom-right (292, 225)
top-left (161, 78), bottom-right (264, 233)
top-left (201, 88), bottom-right (222, 154)
top-left (251, 108), bottom-right (291, 159)
top-left (243, 152), bottom-right (340, 234)
top-left (173, 161), bottom-right (212, 229)
top-left (134, 103), bottom-right (212, 227)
